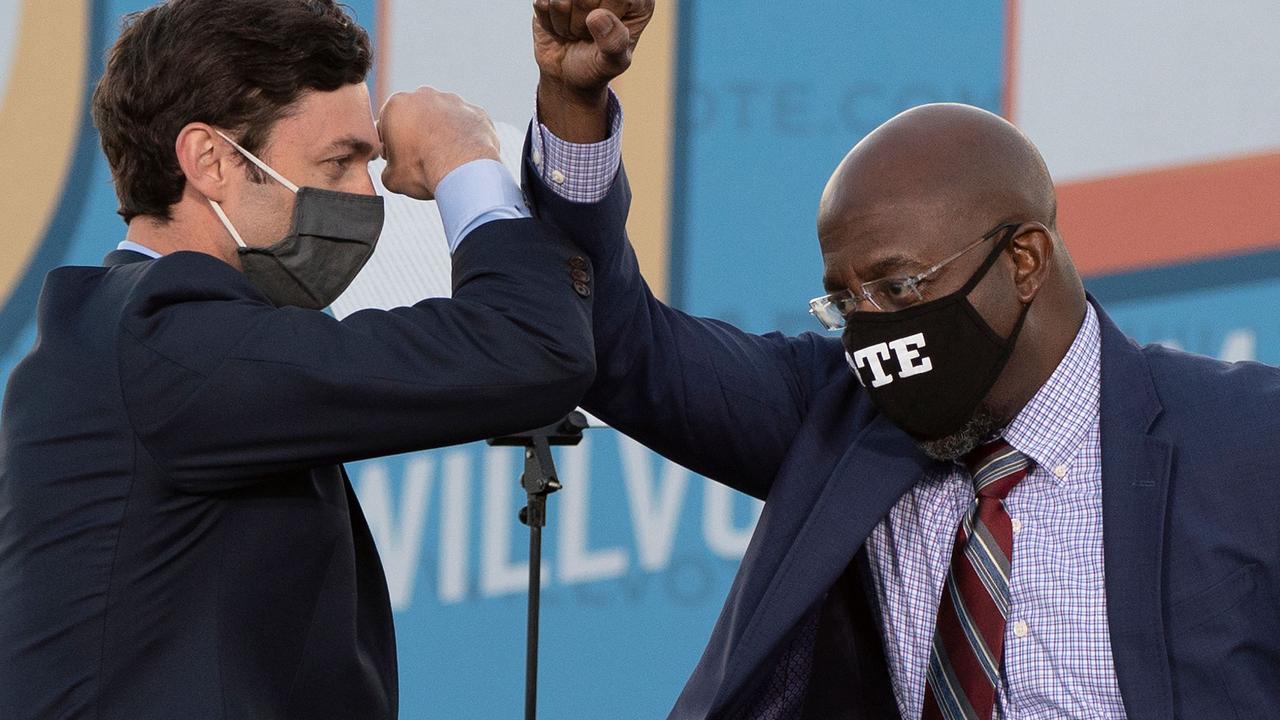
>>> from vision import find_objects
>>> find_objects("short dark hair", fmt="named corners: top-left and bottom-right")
top-left (91, 0), bottom-right (373, 223)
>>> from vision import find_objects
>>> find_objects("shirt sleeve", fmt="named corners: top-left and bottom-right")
top-left (433, 158), bottom-right (532, 253)
top-left (529, 89), bottom-right (624, 204)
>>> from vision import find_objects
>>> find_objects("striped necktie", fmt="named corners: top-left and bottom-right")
top-left (921, 439), bottom-right (1030, 720)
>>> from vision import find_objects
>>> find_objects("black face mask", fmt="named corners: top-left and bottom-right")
top-left (840, 227), bottom-right (1029, 440)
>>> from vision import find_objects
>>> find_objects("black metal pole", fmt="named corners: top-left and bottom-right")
top-left (489, 412), bottom-right (588, 720)
top-left (525, 520), bottom-right (542, 720)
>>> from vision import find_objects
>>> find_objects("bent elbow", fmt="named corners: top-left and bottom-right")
top-left (517, 345), bottom-right (596, 431)
top-left (565, 350), bottom-right (597, 407)
top-left (548, 345), bottom-right (597, 414)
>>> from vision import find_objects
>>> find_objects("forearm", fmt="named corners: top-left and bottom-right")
top-left (537, 79), bottom-right (611, 143)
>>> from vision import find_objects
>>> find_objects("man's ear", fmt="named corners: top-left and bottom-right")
top-left (175, 123), bottom-right (232, 203)
top-left (1009, 221), bottom-right (1054, 305)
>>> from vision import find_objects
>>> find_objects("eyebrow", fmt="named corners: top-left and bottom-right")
top-left (823, 253), bottom-right (921, 292)
top-left (864, 254), bottom-right (921, 280)
top-left (323, 136), bottom-right (380, 161)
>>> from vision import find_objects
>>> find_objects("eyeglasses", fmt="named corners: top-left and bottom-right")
top-left (808, 222), bottom-right (1019, 331)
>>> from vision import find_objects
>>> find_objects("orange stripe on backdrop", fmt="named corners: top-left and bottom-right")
top-left (0, 0), bottom-right (89, 307)
top-left (611, 0), bottom-right (678, 301)
top-left (1057, 151), bottom-right (1280, 276)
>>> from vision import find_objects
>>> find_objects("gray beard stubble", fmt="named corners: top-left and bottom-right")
top-left (915, 403), bottom-right (1002, 461)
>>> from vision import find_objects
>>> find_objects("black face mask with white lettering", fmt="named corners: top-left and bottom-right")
top-left (840, 227), bottom-right (1030, 440)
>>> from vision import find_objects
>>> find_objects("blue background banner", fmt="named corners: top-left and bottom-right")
top-left (1, 2), bottom-right (1276, 718)
top-left (672, 1), bottom-right (1007, 333)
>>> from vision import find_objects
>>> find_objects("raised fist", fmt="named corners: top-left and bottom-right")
top-left (533, 0), bottom-right (655, 103)
top-left (377, 86), bottom-right (500, 200)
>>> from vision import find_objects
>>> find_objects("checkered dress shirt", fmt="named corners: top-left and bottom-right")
top-left (867, 304), bottom-right (1127, 719)
top-left (536, 97), bottom-right (1127, 718)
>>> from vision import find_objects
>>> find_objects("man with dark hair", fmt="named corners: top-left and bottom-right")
top-left (526, 2), bottom-right (1280, 719)
top-left (92, 0), bottom-right (378, 223)
top-left (0, 1), bottom-right (595, 718)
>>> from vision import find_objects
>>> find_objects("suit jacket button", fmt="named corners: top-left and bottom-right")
top-left (569, 256), bottom-right (588, 270)
top-left (573, 281), bottom-right (592, 298)
top-left (571, 269), bottom-right (590, 283)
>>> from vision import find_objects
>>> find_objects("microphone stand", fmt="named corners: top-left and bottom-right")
top-left (488, 411), bottom-right (588, 720)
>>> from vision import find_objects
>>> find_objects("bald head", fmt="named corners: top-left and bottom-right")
top-left (819, 103), bottom-right (1057, 254)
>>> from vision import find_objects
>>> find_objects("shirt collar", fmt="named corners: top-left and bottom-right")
top-left (116, 240), bottom-right (162, 259)
top-left (1001, 303), bottom-right (1101, 488)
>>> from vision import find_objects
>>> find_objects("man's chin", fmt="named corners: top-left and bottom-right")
top-left (913, 404), bottom-right (1001, 461)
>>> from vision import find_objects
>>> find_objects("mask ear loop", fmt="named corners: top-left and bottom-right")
top-left (965, 222), bottom-right (1036, 345)
top-left (209, 199), bottom-right (248, 248)
top-left (958, 223), bottom-right (1021, 296)
top-left (207, 129), bottom-right (301, 250)
top-left (214, 130), bottom-right (299, 193)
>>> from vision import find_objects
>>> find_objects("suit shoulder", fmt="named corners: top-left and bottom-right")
top-left (1141, 342), bottom-right (1280, 442)
top-left (113, 252), bottom-right (276, 375)
top-left (783, 331), bottom-right (849, 389)
top-left (113, 251), bottom-right (270, 328)
top-left (1142, 342), bottom-right (1280, 398)
top-left (116, 251), bottom-right (262, 304)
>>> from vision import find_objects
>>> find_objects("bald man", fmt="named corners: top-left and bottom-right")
top-left (527, 3), bottom-right (1280, 718)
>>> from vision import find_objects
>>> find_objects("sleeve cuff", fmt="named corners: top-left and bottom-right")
top-left (530, 89), bottom-right (624, 204)
top-left (434, 158), bottom-right (532, 252)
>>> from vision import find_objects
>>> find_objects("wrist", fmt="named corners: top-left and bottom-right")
top-left (539, 76), bottom-right (608, 107)
top-left (537, 77), bottom-right (611, 143)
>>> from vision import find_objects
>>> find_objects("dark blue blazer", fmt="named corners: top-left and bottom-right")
top-left (0, 218), bottom-right (595, 719)
top-left (524, 160), bottom-right (1280, 719)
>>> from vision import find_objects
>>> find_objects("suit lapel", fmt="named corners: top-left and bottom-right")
top-left (1094, 300), bottom-right (1175, 719)
top-left (714, 413), bottom-right (931, 710)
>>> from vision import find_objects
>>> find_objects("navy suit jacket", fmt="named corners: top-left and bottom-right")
top-left (0, 218), bottom-right (595, 719)
top-left (524, 160), bottom-right (1280, 719)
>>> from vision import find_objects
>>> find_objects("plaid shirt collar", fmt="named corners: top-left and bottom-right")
top-left (1001, 303), bottom-right (1101, 489)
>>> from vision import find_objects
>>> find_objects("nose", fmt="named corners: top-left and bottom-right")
top-left (354, 166), bottom-right (377, 196)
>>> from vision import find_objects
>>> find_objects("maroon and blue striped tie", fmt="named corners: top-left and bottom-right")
top-left (921, 439), bottom-right (1030, 720)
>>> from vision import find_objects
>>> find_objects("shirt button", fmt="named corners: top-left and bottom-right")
top-left (1013, 620), bottom-right (1029, 638)
top-left (532, 149), bottom-right (543, 167)
top-left (551, 169), bottom-right (567, 185)
top-left (1011, 517), bottom-right (1022, 534)
top-left (1053, 464), bottom-right (1068, 479)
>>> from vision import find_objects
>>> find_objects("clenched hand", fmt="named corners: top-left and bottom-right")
top-left (378, 86), bottom-right (500, 201)
top-left (532, 0), bottom-right (655, 142)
